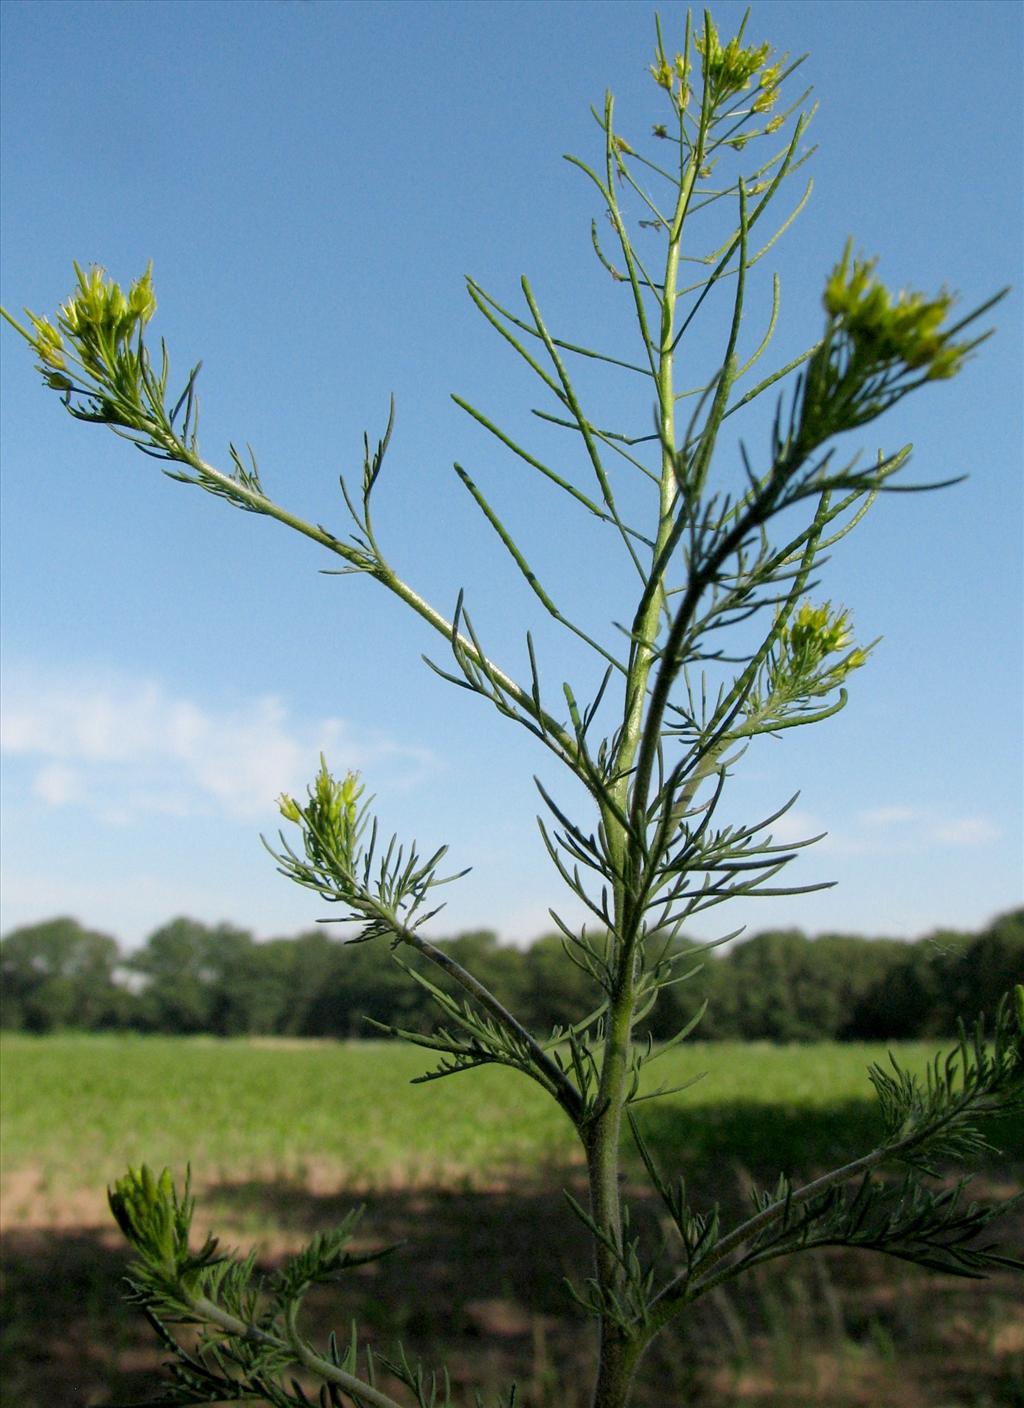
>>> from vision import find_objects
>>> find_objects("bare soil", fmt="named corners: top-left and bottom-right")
top-left (3, 1166), bottom-right (1021, 1407)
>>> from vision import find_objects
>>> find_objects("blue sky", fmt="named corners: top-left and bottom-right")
top-left (1, 0), bottom-right (1021, 951)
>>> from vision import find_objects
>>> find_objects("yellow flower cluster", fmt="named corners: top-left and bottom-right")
top-left (776, 600), bottom-right (868, 695)
top-left (824, 241), bottom-right (965, 381)
top-left (753, 60), bottom-right (785, 113)
top-left (652, 19), bottom-right (784, 146)
top-left (26, 311), bottom-right (66, 369)
top-left (23, 262), bottom-right (156, 384)
top-left (61, 261), bottom-right (155, 339)
top-left (695, 19), bottom-right (771, 100)
top-left (785, 601), bottom-right (863, 667)
top-left (279, 756), bottom-right (364, 863)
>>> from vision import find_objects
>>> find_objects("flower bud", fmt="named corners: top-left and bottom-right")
top-left (127, 262), bottom-right (157, 326)
top-left (650, 56), bottom-right (674, 90)
top-left (107, 1164), bottom-right (178, 1272)
top-left (770, 599), bottom-right (869, 705)
top-left (696, 19), bottom-right (771, 98)
top-left (823, 239), bottom-right (967, 380)
top-left (27, 314), bottom-right (66, 369)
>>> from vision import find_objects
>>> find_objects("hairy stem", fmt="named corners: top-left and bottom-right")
top-left (190, 1293), bottom-right (407, 1408)
top-left (585, 117), bottom-right (708, 1408)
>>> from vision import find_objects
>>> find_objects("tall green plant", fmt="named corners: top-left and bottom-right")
top-left (4, 11), bottom-right (1021, 1407)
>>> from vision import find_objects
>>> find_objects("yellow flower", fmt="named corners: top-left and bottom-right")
top-left (650, 56), bottom-right (674, 91)
top-left (789, 600), bottom-right (852, 656)
top-left (777, 600), bottom-right (867, 688)
top-left (824, 240), bottom-right (966, 380)
top-left (27, 313), bottom-right (66, 369)
top-left (127, 264), bottom-right (157, 325)
top-left (58, 261), bottom-right (156, 353)
top-left (696, 18), bottom-right (771, 98)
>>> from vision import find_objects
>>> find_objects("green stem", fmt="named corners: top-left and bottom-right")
top-left (643, 1072), bottom-right (995, 1339)
top-left (154, 434), bottom-right (585, 774)
top-left (584, 128), bottom-right (706, 1408)
top-left (391, 918), bottom-right (584, 1122)
top-left (191, 1293), bottom-right (407, 1408)
top-left (590, 1327), bottom-right (643, 1408)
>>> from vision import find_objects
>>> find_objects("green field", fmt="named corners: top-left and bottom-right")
top-left (2, 1035), bottom-right (1021, 1407)
top-left (2, 1034), bottom-right (944, 1207)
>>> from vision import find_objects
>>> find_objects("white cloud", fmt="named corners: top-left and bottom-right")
top-left (849, 803), bottom-right (1001, 852)
top-left (929, 816), bottom-right (1001, 847)
top-left (738, 803), bottom-right (1006, 861)
top-left (763, 807), bottom-right (828, 845)
top-left (2, 665), bottom-right (437, 822)
top-left (31, 762), bottom-right (83, 806)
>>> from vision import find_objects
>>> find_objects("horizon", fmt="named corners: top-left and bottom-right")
top-left (4, 904), bottom-right (1020, 956)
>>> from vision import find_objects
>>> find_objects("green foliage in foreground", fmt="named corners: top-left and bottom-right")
top-left (104, 1003), bottom-right (1024, 1408)
top-left (7, 1024), bottom-right (1020, 1408)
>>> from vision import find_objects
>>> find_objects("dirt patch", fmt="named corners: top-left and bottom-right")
top-left (3, 1172), bottom-right (1022, 1407)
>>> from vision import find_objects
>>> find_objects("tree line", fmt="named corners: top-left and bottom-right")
top-left (2, 909), bottom-right (1021, 1042)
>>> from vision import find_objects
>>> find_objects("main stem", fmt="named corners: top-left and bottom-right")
top-left (587, 139), bottom-right (700, 1408)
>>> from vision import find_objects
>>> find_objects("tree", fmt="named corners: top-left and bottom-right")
top-left (522, 931), bottom-right (606, 1034)
top-left (0, 916), bottom-right (122, 1032)
top-left (130, 917), bottom-right (254, 1035)
top-left (852, 911), bottom-right (1024, 1041)
top-left (709, 928), bottom-right (912, 1042)
top-left (4, 10), bottom-right (1021, 1408)
top-left (814, 933), bottom-right (908, 1040)
top-left (261, 929), bottom-right (346, 1037)
top-left (249, 933), bottom-right (325, 1037)
top-left (949, 911), bottom-right (1024, 1031)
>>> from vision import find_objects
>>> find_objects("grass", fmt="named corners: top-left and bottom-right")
top-left (0, 1034), bottom-right (963, 1209)
top-left (2, 1033), bottom-right (1022, 1406)
top-left (2, 1034), bottom-right (577, 1216)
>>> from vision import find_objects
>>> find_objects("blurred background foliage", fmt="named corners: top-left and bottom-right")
top-left (3, 908), bottom-right (1020, 1043)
